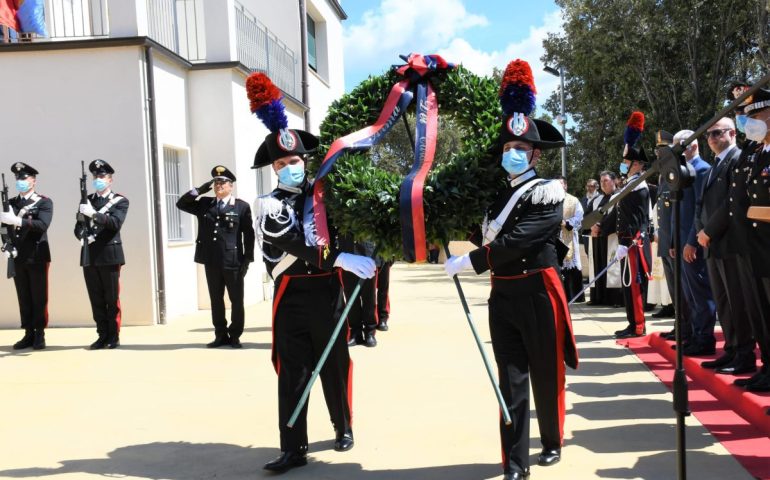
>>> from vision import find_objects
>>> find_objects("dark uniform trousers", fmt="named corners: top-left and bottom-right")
top-left (706, 256), bottom-right (755, 356)
top-left (490, 268), bottom-right (572, 473)
top-left (271, 271), bottom-right (352, 452)
top-left (620, 239), bottom-right (649, 335)
top-left (83, 265), bottom-right (122, 339)
top-left (341, 271), bottom-right (377, 337)
top-left (376, 261), bottom-right (392, 321)
top-left (9, 193), bottom-right (53, 333)
top-left (661, 255), bottom-right (692, 339)
top-left (680, 251), bottom-right (715, 345)
top-left (205, 264), bottom-right (245, 339)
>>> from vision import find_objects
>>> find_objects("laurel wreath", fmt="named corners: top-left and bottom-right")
top-left (310, 66), bottom-right (504, 259)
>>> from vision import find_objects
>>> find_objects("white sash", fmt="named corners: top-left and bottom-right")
top-left (483, 178), bottom-right (543, 245)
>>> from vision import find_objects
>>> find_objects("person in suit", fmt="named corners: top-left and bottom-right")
top-left (695, 118), bottom-right (757, 375)
top-left (444, 59), bottom-right (578, 480)
top-left (0, 162), bottom-right (53, 350)
top-left (671, 130), bottom-right (717, 355)
top-left (75, 159), bottom-right (129, 350)
top-left (176, 165), bottom-right (255, 348)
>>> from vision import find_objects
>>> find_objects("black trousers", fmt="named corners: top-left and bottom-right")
top-left (738, 255), bottom-right (770, 367)
top-left (204, 264), bottom-right (245, 339)
top-left (489, 271), bottom-right (569, 475)
top-left (562, 266), bottom-right (584, 303)
top-left (661, 255), bottom-right (692, 339)
top-left (341, 270), bottom-right (377, 337)
top-left (376, 261), bottom-right (392, 321)
top-left (621, 247), bottom-right (647, 334)
top-left (13, 262), bottom-right (49, 331)
top-left (272, 272), bottom-right (352, 452)
top-left (706, 256), bottom-right (755, 356)
top-left (83, 265), bottom-right (122, 339)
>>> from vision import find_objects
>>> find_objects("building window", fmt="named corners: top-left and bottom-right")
top-left (307, 14), bottom-right (317, 72)
top-left (163, 147), bottom-right (189, 242)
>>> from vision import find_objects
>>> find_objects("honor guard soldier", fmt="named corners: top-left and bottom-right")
top-left (0, 162), bottom-right (52, 350)
top-left (737, 86), bottom-right (770, 391)
top-left (607, 112), bottom-right (652, 339)
top-left (444, 60), bottom-right (578, 480)
top-left (246, 72), bottom-right (376, 474)
top-left (176, 165), bottom-right (255, 348)
top-left (75, 159), bottom-right (129, 349)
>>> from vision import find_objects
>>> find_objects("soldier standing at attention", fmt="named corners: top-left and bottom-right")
top-left (176, 165), bottom-right (255, 348)
top-left (0, 162), bottom-right (53, 350)
top-left (75, 159), bottom-right (128, 350)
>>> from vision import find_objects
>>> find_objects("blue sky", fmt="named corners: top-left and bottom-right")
top-left (340, 0), bottom-right (564, 111)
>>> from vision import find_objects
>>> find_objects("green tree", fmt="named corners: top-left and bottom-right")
top-left (542, 0), bottom-right (770, 191)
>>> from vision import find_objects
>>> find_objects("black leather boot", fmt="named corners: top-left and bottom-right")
top-left (32, 329), bottom-right (46, 350)
top-left (13, 330), bottom-right (34, 350)
top-left (263, 451), bottom-right (307, 472)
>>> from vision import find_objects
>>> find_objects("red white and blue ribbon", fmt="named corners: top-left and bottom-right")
top-left (303, 53), bottom-right (454, 263)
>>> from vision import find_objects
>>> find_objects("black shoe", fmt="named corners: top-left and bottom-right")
top-left (32, 330), bottom-right (46, 350)
top-left (652, 305), bottom-right (675, 318)
top-left (746, 374), bottom-right (770, 392)
top-left (537, 448), bottom-right (561, 466)
top-left (230, 337), bottom-right (242, 349)
top-left (682, 342), bottom-right (716, 357)
top-left (701, 352), bottom-right (734, 369)
top-left (90, 337), bottom-right (107, 350)
top-left (206, 335), bottom-right (230, 348)
top-left (616, 328), bottom-right (644, 339)
top-left (644, 303), bottom-right (657, 312)
top-left (614, 327), bottom-right (633, 336)
top-left (334, 430), bottom-right (354, 452)
top-left (106, 335), bottom-right (120, 349)
top-left (364, 333), bottom-right (377, 348)
top-left (347, 333), bottom-right (365, 347)
top-left (13, 330), bottom-right (34, 350)
top-left (716, 355), bottom-right (757, 375)
top-left (734, 370), bottom-right (767, 387)
top-left (661, 329), bottom-right (676, 340)
top-left (503, 472), bottom-right (530, 480)
top-left (263, 451), bottom-right (307, 472)
top-left (376, 319), bottom-right (389, 331)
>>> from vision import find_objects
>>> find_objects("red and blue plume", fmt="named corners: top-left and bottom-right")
top-left (623, 111), bottom-right (645, 146)
top-left (499, 59), bottom-right (537, 117)
top-left (246, 72), bottom-right (288, 133)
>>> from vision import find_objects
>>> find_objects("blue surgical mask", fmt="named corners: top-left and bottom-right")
top-left (501, 148), bottom-right (531, 176)
top-left (93, 178), bottom-right (109, 191)
top-left (619, 162), bottom-right (630, 175)
top-left (735, 114), bottom-right (747, 133)
top-left (15, 179), bottom-right (30, 193)
top-left (277, 163), bottom-right (305, 187)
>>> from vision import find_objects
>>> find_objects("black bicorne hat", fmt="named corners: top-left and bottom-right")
top-left (211, 165), bottom-right (237, 182)
top-left (89, 159), bottom-right (114, 175)
top-left (11, 162), bottom-right (39, 179)
top-left (252, 129), bottom-right (320, 169)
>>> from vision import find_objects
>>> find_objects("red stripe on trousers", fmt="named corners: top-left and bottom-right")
top-left (628, 248), bottom-right (645, 334)
top-left (271, 275), bottom-right (291, 374)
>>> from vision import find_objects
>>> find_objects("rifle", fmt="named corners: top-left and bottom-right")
top-left (77, 161), bottom-right (92, 267)
top-left (0, 174), bottom-right (17, 278)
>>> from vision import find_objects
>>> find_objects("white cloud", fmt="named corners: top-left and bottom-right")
top-left (436, 9), bottom-right (565, 111)
top-left (344, 0), bottom-right (488, 74)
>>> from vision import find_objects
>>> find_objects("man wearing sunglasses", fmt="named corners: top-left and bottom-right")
top-left (695, 118), bottom-right (757, 376)
top-left (176, 166), bottom-right (255, 348)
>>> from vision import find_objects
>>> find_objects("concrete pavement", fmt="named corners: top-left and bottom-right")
top-left (0, 263), bottom-right (754, 479)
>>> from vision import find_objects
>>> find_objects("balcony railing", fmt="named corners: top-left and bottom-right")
top-left (146, 0), bottom-right (204, 61)
top-left (48, 0), bottom-right (109, 39)
top-left (234, 1), bottom-right (298, 98)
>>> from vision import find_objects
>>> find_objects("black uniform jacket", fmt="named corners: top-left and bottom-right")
top-left (603, 173), bottom-right (650, 248)
top-left (176, 193), bottom-right (255, 269)
top-left (9, 193), bottom-right (52, 264)
top-left (746, 144), bottom-right (770, 272)
top-left (727, 141), bottom-right (759, 253)
top-left (74, 192), bottom-right (129, 266)
top-left (695, 146), bottom-right (741, 258)
top-left (257, 181), bottom-right (341, 279)
top-left (655, 178), bottom-right (673, 256)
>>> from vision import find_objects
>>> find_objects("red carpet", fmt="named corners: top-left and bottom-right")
top-left (619, 332), bottom-right (770, 480)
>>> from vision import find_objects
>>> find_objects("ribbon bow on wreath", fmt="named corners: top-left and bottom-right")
top-left (304, 53), bottom-right (455, 263)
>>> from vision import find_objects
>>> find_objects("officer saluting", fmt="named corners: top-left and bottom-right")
top-left (75, 159), bottom-right (129, 350)
top-left (0, 162), bottom-right (53, 350)
top-left (176, 165), bottom-right (255, 348)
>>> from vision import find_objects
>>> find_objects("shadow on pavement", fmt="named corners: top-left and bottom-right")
top-left (0, 441), bottom-right (501, 480)
top-left (570, 423), bottom-right (715, 454)
top-left (595, 449), bottom-right (739, 479)
top-left (569, 381), bottom-right (666, 398)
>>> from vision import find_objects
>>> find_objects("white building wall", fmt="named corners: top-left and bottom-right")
top-left (307, 0), bottom-right (346, 132)
top-left (0, 47), bottom-right (157, 328)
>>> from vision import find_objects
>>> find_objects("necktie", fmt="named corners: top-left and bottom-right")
top-left (218, 200), bottom-right (225, 213)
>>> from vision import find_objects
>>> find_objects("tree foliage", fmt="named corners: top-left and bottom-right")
top-left (542, 0), bottom-right (770, 193)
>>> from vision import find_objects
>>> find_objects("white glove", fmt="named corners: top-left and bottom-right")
top-left (444, 254), bottom-right (473, 277)
top-left (0, 211), bottom-right (21, 227)
top-left (334, 253), bottom-right (376, 279)
top-left (79, 203), bottom-right (96, 218)
top-left (615, 245), bottom-right (629, 260)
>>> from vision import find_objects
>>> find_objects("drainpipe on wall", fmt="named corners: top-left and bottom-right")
top-left (143, 45), bottom-right (167, 325)
top-left (299, 0), bottom-right (311, 130)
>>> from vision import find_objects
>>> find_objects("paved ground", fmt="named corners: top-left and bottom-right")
top-left (0, 263), bottom-right (755, 480)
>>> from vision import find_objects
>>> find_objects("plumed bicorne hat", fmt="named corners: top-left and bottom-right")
top-left (491, 59), bottom-right (565, 154)
top-left (622, 111), bottom-right (648, 164)
top-left (247, 73), bottom-right (319, 169)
